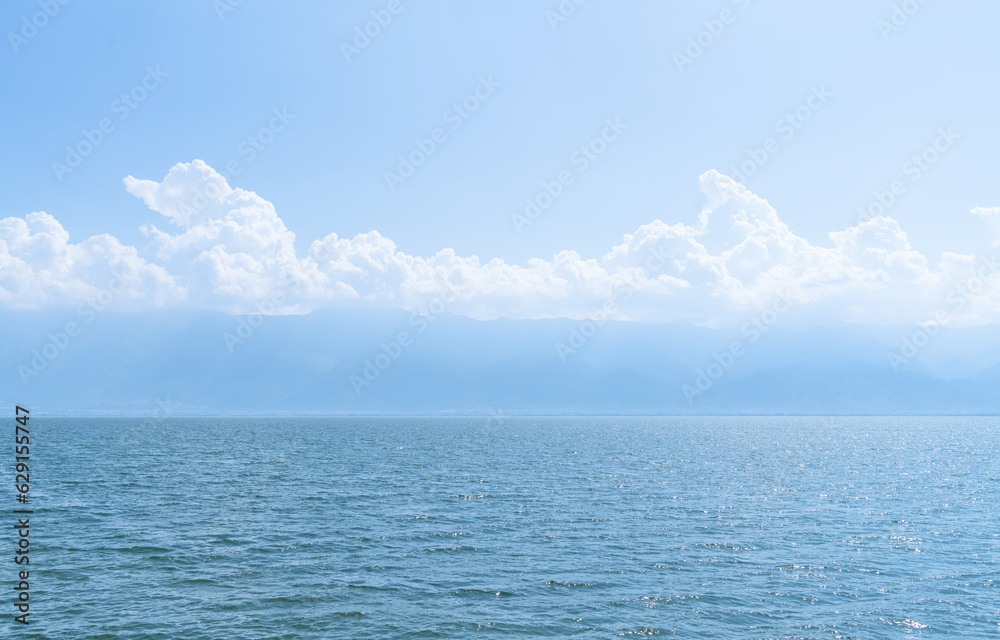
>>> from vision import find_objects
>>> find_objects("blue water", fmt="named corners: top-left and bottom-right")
top-left (26, 417), bottom-right (1000, 638)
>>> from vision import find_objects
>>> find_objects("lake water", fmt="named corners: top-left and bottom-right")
top-left (27, 417), bottom-right (1000, 638)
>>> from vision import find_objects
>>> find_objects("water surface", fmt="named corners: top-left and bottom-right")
top-left (28, 417), bottom-right (1000, 638)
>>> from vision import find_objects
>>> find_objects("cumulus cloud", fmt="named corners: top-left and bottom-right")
top-left (2, 160), bottom-right (999, 325)
top-left (971, 207), bottom-right (1000, 246)
top-left (0, 211), bottom-right (183, 310)
top-left (125, 160), bottom-right (302, 309)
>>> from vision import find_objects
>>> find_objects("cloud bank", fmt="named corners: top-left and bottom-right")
top-left (2, 160), bottom-right (999, 326)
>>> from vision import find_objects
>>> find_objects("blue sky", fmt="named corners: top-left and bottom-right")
top-left (2, 1), bottom-right (999, 325)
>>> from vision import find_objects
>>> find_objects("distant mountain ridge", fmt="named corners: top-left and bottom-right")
top-left (4, 308), bottom-right (1000, 415)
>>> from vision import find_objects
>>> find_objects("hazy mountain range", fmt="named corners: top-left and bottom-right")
top-left (5, 308), bottom-right (1000, 416)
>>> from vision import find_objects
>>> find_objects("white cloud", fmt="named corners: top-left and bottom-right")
top-left (124, 160), bottom-right (301, 309)
top-left (972, 207), bottom-right (1000, 246)
top-left (3, 160), bottom-right (1000, 326)
top-left (0, 211), bottom-right (183, 310)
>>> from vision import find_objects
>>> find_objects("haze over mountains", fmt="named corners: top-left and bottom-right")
top-left (5, 308), bottom-right (1000, 416)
